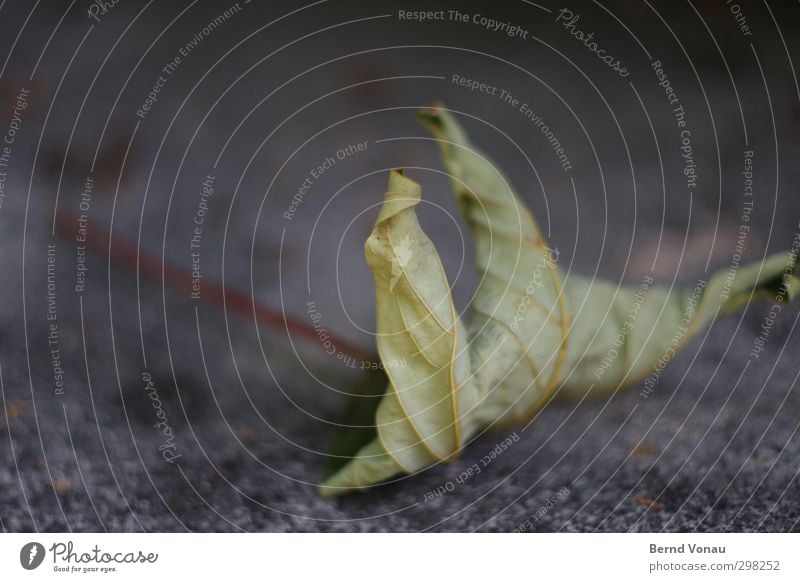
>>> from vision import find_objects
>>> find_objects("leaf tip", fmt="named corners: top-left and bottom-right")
top-left (372, 169), bottom-right (422, 228)
top-left (387, 167), bottom-right (420, 194)
top-left (416, 102), bottom-right (446, 133)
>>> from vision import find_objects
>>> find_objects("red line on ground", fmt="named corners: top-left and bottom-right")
top-left (56, 211), bottom-right (376, 364)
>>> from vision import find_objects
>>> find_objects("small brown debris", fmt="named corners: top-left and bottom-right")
top-left (51, 479), bottom-right (73, 494)
top-left (634, 496), bottom-right (662, 510)
top-left (4, 400), bottom-right (27, 421)
top-left (630, 442), bottom-right (656, 458)
top-left (238, 426), bottom-right (258, 443)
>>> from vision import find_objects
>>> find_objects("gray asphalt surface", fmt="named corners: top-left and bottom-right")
top-left (0, 0), bottom-right (799, 532)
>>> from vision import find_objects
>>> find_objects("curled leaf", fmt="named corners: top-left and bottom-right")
top-left (320, 170), bottom-right (482, 494)
top-left (319, 106), bottom-right (799, 496)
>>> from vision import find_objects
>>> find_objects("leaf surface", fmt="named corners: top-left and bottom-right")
top-left (320, 107), bottom-right (799, 496)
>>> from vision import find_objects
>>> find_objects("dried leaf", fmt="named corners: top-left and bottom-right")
top-left (51, 479), bottom-right (73, 494)
top-left (634, 496), bottom-right (662, 510)
top-left (319, 106), bottom-right (799, 496)
top-left (630, 442), bottom-right (657, 458)
top-left (4, 400), bottom-right (27, 422)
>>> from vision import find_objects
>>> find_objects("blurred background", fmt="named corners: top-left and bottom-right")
top-left (0, 0), bottom-right (799, 531)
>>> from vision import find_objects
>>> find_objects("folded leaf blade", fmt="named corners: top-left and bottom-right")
top-left (558, 252), bottom-right (799, 399)
top-left (417, 107), bottom-right (569, 425)
top-left (320, 170), bottom-right (480, 495)
top-left (320, 106), bottom-right (798, 496)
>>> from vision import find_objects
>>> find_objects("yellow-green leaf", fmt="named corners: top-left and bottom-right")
top-left (320, 106), bottom-right (799, 496)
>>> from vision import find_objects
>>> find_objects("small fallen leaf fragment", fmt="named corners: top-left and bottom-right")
top-left (4, 400), bottom-right (27, 421)
top-left (51, 480), bottom-right (73, 494)
top-left (631, 443), bottom-right (657, 458)
top-left (634, 496), bottom-right (663, 510)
